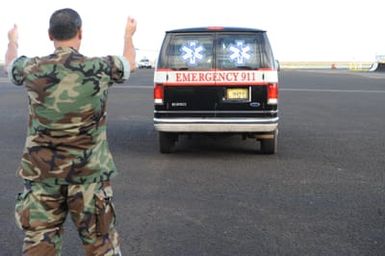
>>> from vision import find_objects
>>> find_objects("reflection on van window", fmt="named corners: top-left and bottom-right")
top-left (167, 35), bottom-right (213, 70)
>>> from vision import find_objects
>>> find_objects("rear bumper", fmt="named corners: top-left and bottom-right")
top-left (154, 117), bottom-right (279, 132)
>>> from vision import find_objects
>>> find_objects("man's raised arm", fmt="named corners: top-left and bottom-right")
top-left (4, 24), bottom-right (19, 73)
top-left (123, 17), bottom-right (137, 72)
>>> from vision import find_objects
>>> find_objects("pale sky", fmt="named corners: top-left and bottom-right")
top-left (1, 0), bottom-right (384, 63)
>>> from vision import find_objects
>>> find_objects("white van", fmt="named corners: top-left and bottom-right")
top-left (154, 27), bottom-right (279, 154)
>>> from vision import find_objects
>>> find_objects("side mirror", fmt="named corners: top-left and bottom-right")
top-left (274, 60), bottom-right (280, 71)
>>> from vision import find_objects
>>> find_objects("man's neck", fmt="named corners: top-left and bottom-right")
top-left (53, 39), bottom-right (80, 51)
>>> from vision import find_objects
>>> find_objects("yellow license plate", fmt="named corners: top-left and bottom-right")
top-left (226, 88), bottom-right (249, 100)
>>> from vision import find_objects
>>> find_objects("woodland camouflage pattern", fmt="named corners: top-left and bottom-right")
top-left (10, 46), bottom-right (127, 255)
top-left (15, 180), bottom-right (121, 255)
top-left (9, 47), bottom-right (128, 184)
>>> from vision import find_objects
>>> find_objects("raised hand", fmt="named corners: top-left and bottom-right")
top-left (8, 24), bottom-right (19, 45)
top-left (125, 17), bottom-right (137, 38)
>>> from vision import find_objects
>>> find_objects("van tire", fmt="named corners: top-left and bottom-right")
top-left (260, 130), bottom-right (278, 154)
top-left (159, 132), bottom-right (177, 153)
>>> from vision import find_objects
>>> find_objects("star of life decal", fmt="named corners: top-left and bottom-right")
top-left (180, 41), bottom-right (206, 66)
top-left (228, 41), bottom-right (252, 65)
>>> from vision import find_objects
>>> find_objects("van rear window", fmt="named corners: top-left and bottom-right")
top-left (217, 35), bottom-right (264, 69)
top-left (158, 32), bottom-right (274, 70)
top-left (165, 35), bottom-right (214, 70)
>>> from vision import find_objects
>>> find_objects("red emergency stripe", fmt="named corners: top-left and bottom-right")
top-left (163, 81), bottom-right (269, 86)
top-left (155, 69), bottom-right (277, 87)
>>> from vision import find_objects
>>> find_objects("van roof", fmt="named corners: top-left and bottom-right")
top-left (166, 27), bottom-right (266, 33)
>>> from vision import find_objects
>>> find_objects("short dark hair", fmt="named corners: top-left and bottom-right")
top-left (49, 8), bottom-right (82, 40)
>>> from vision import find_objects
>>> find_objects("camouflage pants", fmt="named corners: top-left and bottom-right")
top-left (15, 180), bottom-right (121, 256)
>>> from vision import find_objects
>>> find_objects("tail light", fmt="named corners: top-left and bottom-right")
top-left (267, 83), bottom-right (278, 105)
top-left (154, 83), bottom-right (164, 104)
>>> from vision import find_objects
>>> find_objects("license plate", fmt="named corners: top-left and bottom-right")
top-left (226, 88), bottom-right (249, 100)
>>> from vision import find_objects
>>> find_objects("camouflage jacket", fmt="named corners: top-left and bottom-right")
top-left (9, 47), bottom-right (130, 184)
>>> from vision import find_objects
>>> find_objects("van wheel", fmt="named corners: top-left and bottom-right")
top-left (260, 130), bottom-right (278, 154)
top-left (159, 132), bottom-right (177, 153)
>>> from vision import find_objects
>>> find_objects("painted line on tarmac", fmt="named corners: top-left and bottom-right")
top-left (281, 88), bottom-right (385, 94)
top-left (0, 83), bottom-right (152, 88)
top-left (114, 85), bottom-right (152, 89)
top-left (2, 82), bottom-right (384, 94)
top-left (115, 86), bottom-right (385, 94)
top-left (0, 78), bottom-right (10, 84)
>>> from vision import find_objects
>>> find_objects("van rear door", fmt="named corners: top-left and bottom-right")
top-left (155, 33), bottom-right (218, 114)
top-left (154, 31), bottom-right (277, 118)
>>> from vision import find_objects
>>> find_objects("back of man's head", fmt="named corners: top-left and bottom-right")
top-left (49, 8), bottom-right (82, 41)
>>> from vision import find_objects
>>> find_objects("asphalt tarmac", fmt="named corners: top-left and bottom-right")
top-left (0, 69), bottom-right (384, 255)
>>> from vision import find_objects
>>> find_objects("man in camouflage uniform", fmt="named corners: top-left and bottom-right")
top-left (4, 8), bottom-right (137, 256)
